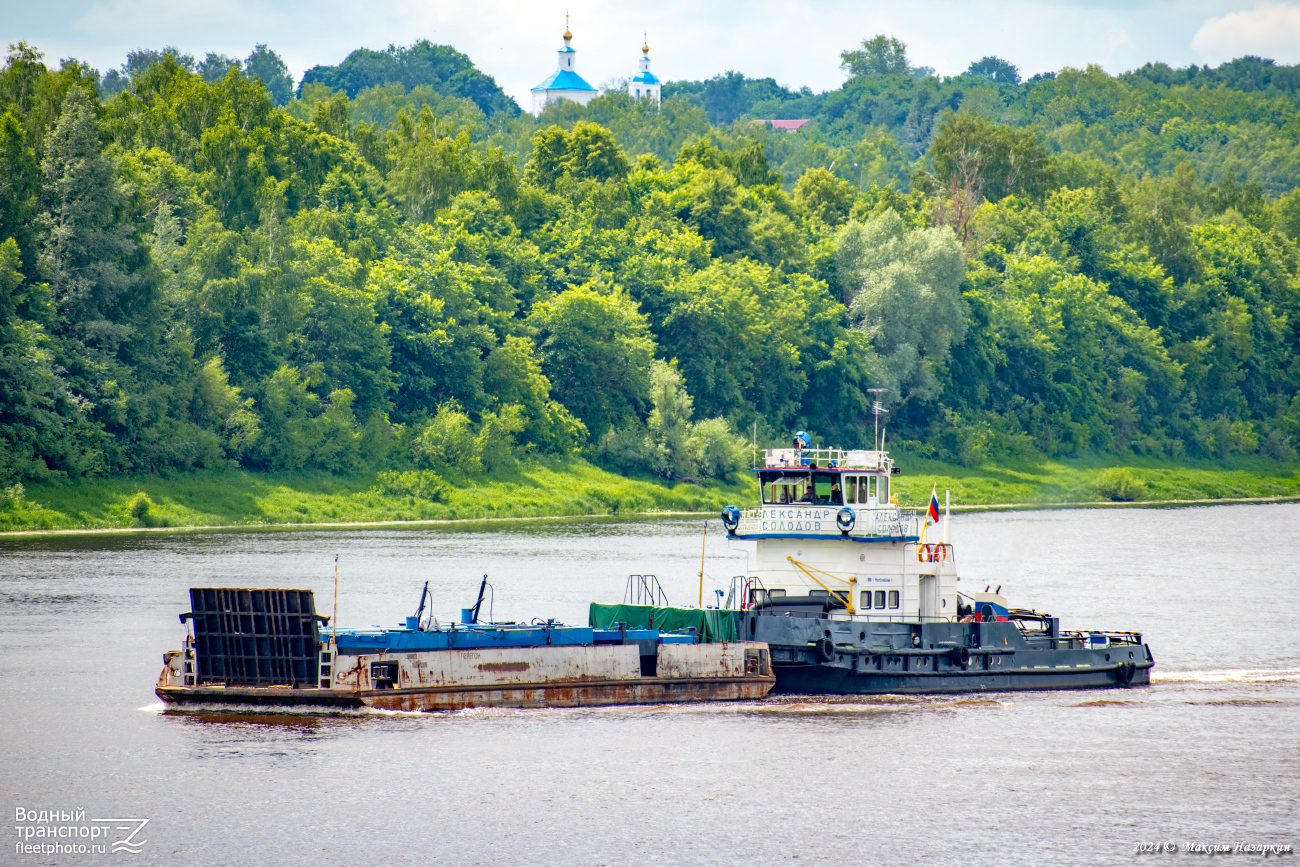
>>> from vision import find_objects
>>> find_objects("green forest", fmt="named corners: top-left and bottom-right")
top-left (2, 35), bottom-right (1300, 527)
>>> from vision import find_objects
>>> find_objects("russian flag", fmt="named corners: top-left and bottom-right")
top-left (927, 487), bottom-right (940, 523)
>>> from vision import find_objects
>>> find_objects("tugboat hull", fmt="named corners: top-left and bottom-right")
top-left (717, 438), bottom-right (1157, 696)
top-left (770, 660), bottom-right (1151, 695)
top-left (749, 615), bottom-right (1153, 696)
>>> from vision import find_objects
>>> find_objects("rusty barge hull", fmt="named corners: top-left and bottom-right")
top-left (157, 674), bottom-right (773, 711)
top-left (157, 613), bottom-right (776, 711)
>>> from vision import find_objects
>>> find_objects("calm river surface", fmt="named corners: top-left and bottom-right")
top-left (2, 505), bottom-right (1297, 865)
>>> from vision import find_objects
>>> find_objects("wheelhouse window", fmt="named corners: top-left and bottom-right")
top-left (874, 590), bottom-right (886, 609)
top-left (759, 472), bottom-right (842, 505)
top-left (848, 476), bottom-right (885, 505)
top-left (812, 472), bottom-right (841, 505)
top-left (760, 472), bottom-right (810, 504)
top-left (888, 590), bottom-right (900, 609)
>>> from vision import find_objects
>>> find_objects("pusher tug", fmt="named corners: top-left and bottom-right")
top-left (156, 578), bottom-right (774, 711)
top-left (718, 432), bottom-right (1154, 694)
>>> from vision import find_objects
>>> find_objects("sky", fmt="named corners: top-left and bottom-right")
top-left (3, 0), bottom-right (1300, 107)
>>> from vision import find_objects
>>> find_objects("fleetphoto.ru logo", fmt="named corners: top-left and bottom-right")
top-left (14, 807), bottom-right (150, 856)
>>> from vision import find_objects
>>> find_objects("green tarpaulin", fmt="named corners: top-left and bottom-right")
top-left (588, 603), bottom-right (738, 643)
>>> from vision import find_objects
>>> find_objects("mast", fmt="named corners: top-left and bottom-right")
top-left (866, 388), bottom-right (886, 450)
top-left (697, 521), bottom-right (708, 606)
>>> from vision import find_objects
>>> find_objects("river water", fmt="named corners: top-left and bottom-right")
top-left (1, 505), bottom-right (1297, 865)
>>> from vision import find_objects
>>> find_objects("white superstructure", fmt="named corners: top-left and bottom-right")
top-left (723, 443), bottom-right (959, 623)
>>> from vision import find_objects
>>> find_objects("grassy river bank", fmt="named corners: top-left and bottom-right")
top-left (1, 454), bottom-right (1298, 535)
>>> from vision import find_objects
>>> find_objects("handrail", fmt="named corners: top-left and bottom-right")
top-left (732, 506), bottom-right (921, 539)
top-left (739, 505), bottom-right (920, 518)
top-left (759, 446), bottom-right (892, 470)
top-left (753, 611), bottom-right (951, 623)
top-left (728, 575), bottom-right (771, 610)
top-left (624, 574), bottom-right (668, 607)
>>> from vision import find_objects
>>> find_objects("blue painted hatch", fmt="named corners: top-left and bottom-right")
top-left (331, 623), bottom-right (698, 655)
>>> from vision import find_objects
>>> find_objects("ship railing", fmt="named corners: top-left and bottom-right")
top-left (726, 574), bottom-right (771, 610)
top-left (1017, 627), bottom-right (1144, 649)
top-left (624, 574), bottom-right (669, 608)
top-left (754, 611), bottom-right (953, 624)
top-left (760, 447), bottom-right (890, 470)
top-left (733, 507), bottom-right (920, 538)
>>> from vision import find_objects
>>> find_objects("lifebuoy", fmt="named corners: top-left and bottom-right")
top-left (934, 544), bottom-right (948, 562)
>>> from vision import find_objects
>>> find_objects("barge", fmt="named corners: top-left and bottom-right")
top-left (718, 433), bottom-right (1154, 694)
top-left (156, 584), bottom-right (774, 711)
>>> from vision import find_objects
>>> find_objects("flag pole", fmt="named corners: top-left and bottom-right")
top-left (333, 554), bottom-right (339, 643)
top-left (697, 521), bottom-right (708, 607)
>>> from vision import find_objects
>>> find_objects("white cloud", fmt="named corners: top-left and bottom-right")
top-left (1192, 2), bottom-right (1300, 64)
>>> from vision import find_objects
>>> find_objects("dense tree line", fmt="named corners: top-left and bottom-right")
top-left (297, 41), bottom-right (518, 118)
top-left (667, 40), bottom-right (1300, 197)
top-left (0, 36), bottom-right (1298, 490)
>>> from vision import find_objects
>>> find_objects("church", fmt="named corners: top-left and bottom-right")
top-left (629, 37), bottom-right (661, 104)
top-left (530, 20), bottom-right (662, 116)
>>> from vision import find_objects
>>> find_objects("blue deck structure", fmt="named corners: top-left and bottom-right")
top-left (331, 623), bottom-right (696, 655)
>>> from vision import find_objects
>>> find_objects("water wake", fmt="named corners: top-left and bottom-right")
top-left (1151, 668), bottom-right (1300, 684)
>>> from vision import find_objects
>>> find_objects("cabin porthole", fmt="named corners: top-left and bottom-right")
top-left (1105, 653), bottom-right (1111, 661)
top-left (1129, 651), bottom-right (1134, 659)
top-left (859, 632), bottom-right (865, 641)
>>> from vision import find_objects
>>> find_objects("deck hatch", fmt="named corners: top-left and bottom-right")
top-left (188, 588), bottom-right (321, 686)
